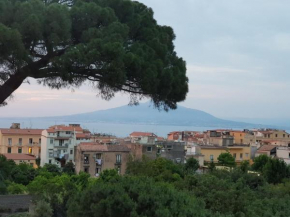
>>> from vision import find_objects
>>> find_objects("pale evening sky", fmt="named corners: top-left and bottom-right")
top-left (1, 0), bottom-right (290, 121)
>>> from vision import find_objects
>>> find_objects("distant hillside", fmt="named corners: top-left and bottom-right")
top-left (34, 102), bottom-right (267, 128)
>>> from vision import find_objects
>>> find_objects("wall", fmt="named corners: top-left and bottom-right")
top-left (0, 133), bottom-right (41, 157)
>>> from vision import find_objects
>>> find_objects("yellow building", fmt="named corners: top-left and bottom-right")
top-left (0, 127), bottom-right (43, 158)
top-left (261, 130), bottom-right (290, 140)
top-left (200, 145), bottom-right (251, 164)
top-left (230, 131), bottom-right (255, 145)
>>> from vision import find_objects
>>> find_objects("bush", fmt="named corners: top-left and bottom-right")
top-left (7, 182), bottom-right (27, 194)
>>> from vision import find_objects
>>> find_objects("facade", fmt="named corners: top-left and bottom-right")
top-left (276, 147), bottom-right (290, 164)
top-left (3, 153), bottom-right (37, 168)
top-left (75, 143), bottom-right (131, 176)
top-left (40, 124), bottom-right (91, 167)
top-left (142, 141), bottom-right (186, 163)
top-left (186, 145), bottom-right (204, 166)
top-left (129, 132), bottom-right (157, 144)
top-left (0, 124), bottom-right (42, 158)
top-left (230, 130), bottom-right (255, 145)
top-left (204, 130), bottom-right (234, 146)
top-left (200, 145), bottom-right (251, 164)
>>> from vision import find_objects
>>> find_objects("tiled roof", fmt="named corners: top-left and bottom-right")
top-left (0, 129), bottom-right (43, 135)
top-left (76, 133), bottom-right (91, 139)
top-left (47, 125), bottom-right (83, 133)
top-left (2, 154), bottom-right (36, 160)
top-left (257, 145), bottom-right (276, 152)
top-left (79, 143), bottom-right (130, 152)
top-left (130, 132), bottom-right (156, 137)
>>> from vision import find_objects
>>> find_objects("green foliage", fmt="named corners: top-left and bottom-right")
top-left (41, 164), bottom-right (62, 176)
top-left (252, 155), bottom-right (270, 172)
top-left (67, 176), bottom-right (205, 217)
top-left (0, 154), bottom-right (16, 180)
top-left (99, 169), bottom-right (120, 182)
top-left (10, 163), bottom-right (37, 185)
top-left (31, 200), bottom-right (53, 217)
top-left (62, 162), bottom-right (75, 175)
top-left (208, 161), bottom-right (216, 172)
top-left (217, 152), bottom-right (236, 167)
top-left (0, 0), bottom-right (188, 110)
top-left (240, 160), bottom-right (250, 173)
top-left (126, 157), bottom-right (184, 182)
top-left (262, 158), bottom-right (289, 184)
top-left (7, 182), bottom-right (27, 194)
top-left (185, 157), bottom-right (199, 174)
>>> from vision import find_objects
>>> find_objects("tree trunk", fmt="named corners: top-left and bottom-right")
top-left (0, 73), bottom-right (27, 105)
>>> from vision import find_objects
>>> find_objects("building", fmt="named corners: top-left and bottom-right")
top-left (40, 124), bottom-right (91, 167)
top-left (200, 145), bottom-right (251, 164)
top-left (142, 141), bottom-right (186, 163)
top-left (204, 130), bottom-right (234, 146)
top-left (186, 144), bottom-right (204, 166)
top-left (0, 123), bottom-right (42, 158)
top-left (3, 153), bottom-right (37, 168)
top-left (229, 130), bottom-right (255, 145)
top-left (255, 145), bottom-right (276, 157)
top-left (276, 147), bottom-right (290, 164)
top-left (129, 132), bottom-right (157, 144)
top-left (75, 143), bottom-right (131, 176)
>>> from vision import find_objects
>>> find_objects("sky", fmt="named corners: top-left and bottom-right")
top-left (1, 0), bottom-right (290, 121)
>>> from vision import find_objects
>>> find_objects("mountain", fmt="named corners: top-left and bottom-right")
top-left (33, 102), bottom-right (270, 128)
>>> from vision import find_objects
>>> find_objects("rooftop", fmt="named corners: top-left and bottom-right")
top-left (79, 143), bottom-right (131, 152)
top-left (2, 154), bottom-right (36, 160)
top-left (130, 132), bottom-right (157, 137)
top-left (0, 129), bottom-right (43, 135)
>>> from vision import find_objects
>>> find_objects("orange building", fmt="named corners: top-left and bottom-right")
top-left (0, 124), bottom-right (43, 158)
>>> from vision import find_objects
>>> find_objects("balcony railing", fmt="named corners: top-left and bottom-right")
top-left (54, 144), bottom-right (69, 148)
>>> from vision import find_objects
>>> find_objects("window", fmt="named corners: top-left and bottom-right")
top-left (28, 148), bottom-right (32, 154)
top-left (29, 138), bottom-right (33, 144)
top-left (70, 149), bottom-right (73, 155)
top-left (96, 167), bottom-right (101, 175)
top-left (96, 153), bottom-right (102, 159)
top-left (268, 134), bottom-right (270, 138)
top-left (210, 155), bottom-right (214, 161)
top-left (245, 153), bottom-right (249, 158)
top-left (84, 155), bottom-right (89, 164)
top-left (167, 145), bottom-right (173, 150)
top-left (18, 148), bottom-right (22, 153)
top-left (8, 138), bottom-right (12, 146)
top-left (157, 149), bottom-right (161, 154)
top-left (288, 153), bottom-right (290, 159)
top-left (146, 146), bottom-right (152, 152)
top-left (49, 151), bottom-right (53, 158)
top-left (39, 138), bottom-right (41, 144)
top-left (7, 147), bottom-right (11, 153)
top-left (275, 134), bottom-right (278, 138)
top-left (283, 134), bottom-right (285, 138)
top-left (19, 138), bottom-right (22, 145)
top-left (66, 131), bottom-right (70, 134)
top-left (84, 167), bottom-right (89, 173)
top-left (233, 153), bottom-right (236, 159)
top-left (116, 154), bottom-right (121, 164)
top-left (59, 140), bottom-right (64, 146)
top-left (49, 160), bottom-right (52, 164)
top-left (240, 153), bottom-right (243, 160)
top-left (50, 139), bottom-right (53, 144)
top-left (240, 139), bottom-right (243, 144)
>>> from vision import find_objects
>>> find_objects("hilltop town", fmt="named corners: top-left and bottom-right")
top-left (1, 123), bottom-right (289, 176)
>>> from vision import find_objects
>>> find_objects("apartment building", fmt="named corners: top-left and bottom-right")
top-left (75, 143), bottom-right (131, 176)
top-left (40, 124), bottom-right (91, 167)
top-left (230, 130), bottom-right (255, 145)
top-left (200, 145), bottom-right (251, 164)
top-left (0, 123), bottom-right (42, 158)
top-left (129, 132), bottom-right (157, 144)
top-left (204, 130), bottom-right (234, 146)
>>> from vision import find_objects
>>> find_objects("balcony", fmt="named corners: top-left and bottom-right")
top-left (54, 144), bottom-right (69, 148)
top-left (115, 161), bottom-right (122, 165)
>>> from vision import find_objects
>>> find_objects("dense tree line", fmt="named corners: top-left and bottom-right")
top-left (2, 154), bottom-right (290, 217)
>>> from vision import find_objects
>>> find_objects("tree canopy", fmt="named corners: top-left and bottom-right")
top-left (0, 0), bottom-right (188, 110)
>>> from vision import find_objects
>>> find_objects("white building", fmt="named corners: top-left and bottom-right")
top-left (40, 124), bottom-right (91, 167)
top-left (129, 132), bottom-right (157, 144)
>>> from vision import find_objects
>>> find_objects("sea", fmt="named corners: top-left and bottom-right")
top-left (0, 118), bottom-right (243, 137)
